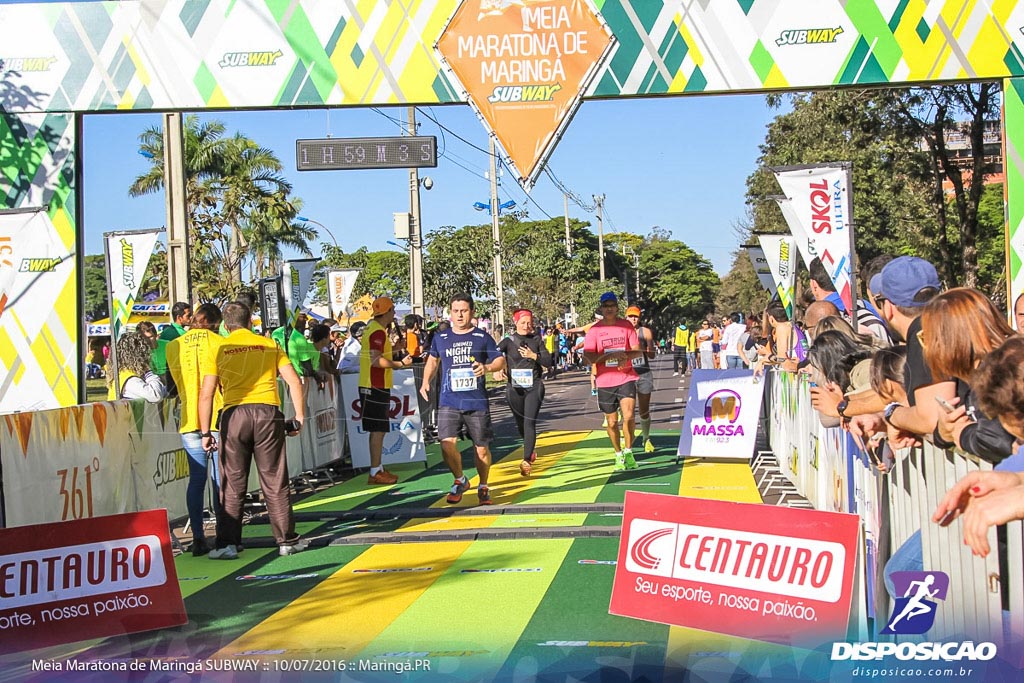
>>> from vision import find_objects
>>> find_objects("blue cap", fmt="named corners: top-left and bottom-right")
top-left (600, 291), bottom-right (618, 304)
top-left (872, 256), bottom-right (940, 308)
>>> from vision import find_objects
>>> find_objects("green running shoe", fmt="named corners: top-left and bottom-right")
top-left (623, 448), bottom-right (638, 470)
top-left (613, 451), bottom-right (626, 472)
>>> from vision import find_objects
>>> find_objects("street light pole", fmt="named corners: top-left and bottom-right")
top-left (296, 216), bottom-right (339, 250)
top-left (594, 193), bottom-right (606, 282)
top-left (489, 136), bottom-right (505, 330)
top-left (407, 107), bottom-right (425, 317)
top-left (564, 192), bottom-right (576, 326)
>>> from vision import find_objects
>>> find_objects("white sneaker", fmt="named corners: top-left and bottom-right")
top-left (673, 372), bottom-right (679, 376)
top-left (279, 538), bottom-right (310, 556)
top-left (208, 545), bottom-right (239, 560)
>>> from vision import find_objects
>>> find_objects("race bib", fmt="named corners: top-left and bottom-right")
top-left (604, 347), bottom-right (625, 367)
top-left (511, 368), bottom-right (534, 388)
top-left (450, 367), bottom-right (477, 392)
top-left (632, 355), bottom-right (645, 368)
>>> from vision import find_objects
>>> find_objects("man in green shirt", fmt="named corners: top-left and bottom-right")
top-left (152, 301), bottom-right (191, 377)
top-left (272, 312), bottom-right (322, 378)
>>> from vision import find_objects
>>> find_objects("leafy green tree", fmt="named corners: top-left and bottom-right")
top-left (635, 237), bottom-right (719, 335)
top-left (83, 254), bottom-right (108, 319)
top-left (311, 246), bottom-right (408, 307)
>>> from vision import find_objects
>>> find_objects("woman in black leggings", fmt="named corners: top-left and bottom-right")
top-left (497, 309), bottom-right (551, 476)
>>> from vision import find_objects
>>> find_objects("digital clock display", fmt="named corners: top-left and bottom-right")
top-left (296, 136), bottom-right (437, 171)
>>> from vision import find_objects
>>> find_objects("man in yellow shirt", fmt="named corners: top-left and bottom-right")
top-left (198, 302), bottom-right (307, 559)
top-left (166, 303), bottom-right (224, 557)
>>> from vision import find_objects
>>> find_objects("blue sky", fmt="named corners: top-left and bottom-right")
top-left (81, 93), bottom-right (780, 277)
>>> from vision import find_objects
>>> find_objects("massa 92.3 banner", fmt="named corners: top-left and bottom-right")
top-left (610, 492), bottom-right (860, 646)
top-left (677, 369), bottom-right (764, 460)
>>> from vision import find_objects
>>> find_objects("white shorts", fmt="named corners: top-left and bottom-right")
top-left (636, 371), bottom-right (654, 395)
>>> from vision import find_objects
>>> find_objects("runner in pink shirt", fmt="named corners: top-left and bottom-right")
top-left (583, 292), bottom-right (642, 471)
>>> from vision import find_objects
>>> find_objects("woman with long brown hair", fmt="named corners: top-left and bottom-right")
top-left (920, 287), bottom-right (1016, 463)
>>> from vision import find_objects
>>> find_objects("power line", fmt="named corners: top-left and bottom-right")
top-left (499, 159), bottom-right (554, 219)
top-left (544, 166), bottom-right (596, 212)
top-left (415, 107), bottom-right (492, 156)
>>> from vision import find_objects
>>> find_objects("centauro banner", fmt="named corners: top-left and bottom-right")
top-left (772, 164), bottom-right (855, 313)
top-left (0, 509), bottom-right (186, 654)
top-left (610, 492), bottom-right (860, 646)
top-left (437, 0), bottom-right (612, 185)
top-left (0, 209), bottom-right (76, 414)
top-left (758, 234), bottom-right (798, 318)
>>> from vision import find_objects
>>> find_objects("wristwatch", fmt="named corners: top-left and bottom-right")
top-left (836, 397), bottom-right (850, 419)
top-left (883, 402), bottom-right (901, 426)
top-left (201, 432), bottom-right (213, 438)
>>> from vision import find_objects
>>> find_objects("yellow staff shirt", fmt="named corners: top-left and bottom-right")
top-left (212, 328), bottom-right (290, 409)
top-left (167, 329), bottom-right (224, 433)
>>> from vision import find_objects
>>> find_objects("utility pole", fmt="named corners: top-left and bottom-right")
top-left (407, 107), bottom-right (424, 316)
top-left (490, 137), bottom-right (505, 329)
top-left (163, 112), bottom-right (192, 305)
top-left (594, 193), bottom-right (606, 282)
top-left (564, 193), bottom-right (576, 326)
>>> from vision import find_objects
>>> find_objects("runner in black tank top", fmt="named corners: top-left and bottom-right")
top-left (496, 309), bottom-right (551, 476)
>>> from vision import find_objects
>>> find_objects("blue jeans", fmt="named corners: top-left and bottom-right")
top-left (884, 529), bottom-right (923, 598)
top-left (726, 355), bottom-right (745, 369)
top-left (181, 431), bottom-right (222, 544)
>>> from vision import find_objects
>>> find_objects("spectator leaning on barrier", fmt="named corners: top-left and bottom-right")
top-left (272, 312), bottom-right (321, 378)
top-left (808, 315), bottom-right (887, 421)
top-left (199, 301), bottom-right (308, 559)
top-left (166, 302), bottom-right (224, 556)
top-left (108, 332), bottom-right (167, 402)
top-left (153, 301), bottom-right (191, 377)
top-left (360, 296), bottom-right (413, 486)
top-left (934, 336), bottom-right (1024, 557)
top-left (310, 324), bottom-right (340, 382)
top-left (338, 322), bottom-right (366, 373)
top-left (869, 256), bottom-right (947, 448)
top-left (921, 288), bottom-right (1017, 464)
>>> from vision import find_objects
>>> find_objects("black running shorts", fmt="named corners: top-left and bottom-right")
top-left (359, 387), bottom-right (391, 433)
top-left (437, 406), bottom-right (493, 446)
top-left (597, 381), bottom-right (637, 415)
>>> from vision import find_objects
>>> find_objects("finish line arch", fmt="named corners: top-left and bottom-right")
top-left (2, 0), bottom-right (1023, 408)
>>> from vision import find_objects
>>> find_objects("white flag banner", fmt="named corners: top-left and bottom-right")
top-left (772, 164), bottom-right (854, 312)
top-left (771, 196), bottom-right (814, 269)
top-left (104, 229), bottom-right (161, 343)
top-left (282, 258), bottom-right (319, 317)
top-left (758, 234), bottom-right (798, 318)
top-left (328, 269), bottom-right (361, 319)
top-left (744, 244), bottom-right (776, 293)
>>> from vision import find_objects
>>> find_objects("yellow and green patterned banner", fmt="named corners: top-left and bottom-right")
top-left (0, 113), bottom-right (78, 412)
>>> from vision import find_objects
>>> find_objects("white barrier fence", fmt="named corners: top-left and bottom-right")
top-left (766, 369), bottom-right (1021, 647)
top-left (0, 375), bottom-right (376, 528)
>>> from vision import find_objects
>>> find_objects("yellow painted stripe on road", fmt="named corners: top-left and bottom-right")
top-left (216, 541), bottom-right (471, 657)
top-left (677, 459), bottom-right (763, 503)
top-left (426, 430), bottom-right (592, 509)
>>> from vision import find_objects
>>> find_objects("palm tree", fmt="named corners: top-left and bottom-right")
top-left (129, 116), bottom-right (304, 300)
top-left (243, 195), bottom-right (315, 278)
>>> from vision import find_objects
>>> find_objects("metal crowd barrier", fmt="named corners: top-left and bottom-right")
top-left (764, 369), bottom-right (1022, 648)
